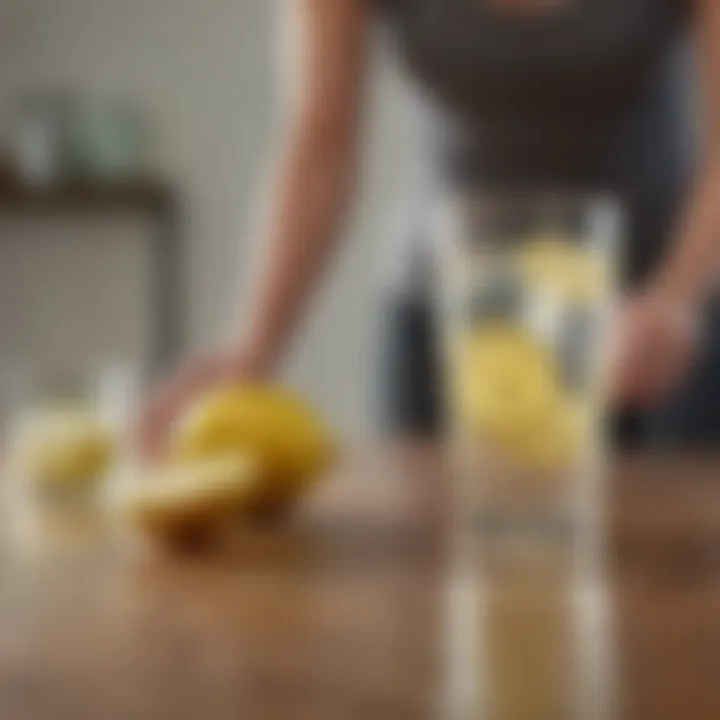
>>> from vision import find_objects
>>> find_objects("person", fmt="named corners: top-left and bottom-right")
top-left (138, 0), bottom-right (720, 456)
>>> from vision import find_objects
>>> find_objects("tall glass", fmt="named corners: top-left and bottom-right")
top-left (437, 191), bottom-right (620, 566)
top-left (441, 561), bottom-right (618, 719)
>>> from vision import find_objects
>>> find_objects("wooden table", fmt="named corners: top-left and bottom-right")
top-left (1, 445), bottom-right (720, 719)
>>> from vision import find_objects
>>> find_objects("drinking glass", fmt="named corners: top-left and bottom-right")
top-left (441, 562), bottom-right (618, 719)
top-left (436, 190), bottom-right (620, 565)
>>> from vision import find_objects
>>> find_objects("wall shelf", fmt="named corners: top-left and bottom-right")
top-left (0, 174), bottom-right (183, 375)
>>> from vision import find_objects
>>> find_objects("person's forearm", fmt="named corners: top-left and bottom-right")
top-left (654, 153), bottom-right (720, 305)
top-left (237, 123), bottom-right (359, 371)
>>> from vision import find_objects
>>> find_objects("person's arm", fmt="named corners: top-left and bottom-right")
top-left (653, 0), bottom-right (720, 304)
top-left (238, 0), bottom-right (370, 373)
top-left (137, 0), bottom-right (370, 458)
top-left (610, 0), bottom-right (720, 406)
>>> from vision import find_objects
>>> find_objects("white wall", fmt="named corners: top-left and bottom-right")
top-left (0, 0), bottom-right (417, 436)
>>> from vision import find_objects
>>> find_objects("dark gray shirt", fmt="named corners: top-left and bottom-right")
top-left (381, 0), bottom-right (695, 291)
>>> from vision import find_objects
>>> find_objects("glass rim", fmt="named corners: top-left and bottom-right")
top-left (442, 186), bottom-right (623, 215)
top-left (433, 186), bottom-right (624, 257)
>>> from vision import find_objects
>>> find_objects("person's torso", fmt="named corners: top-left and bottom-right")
top-left (378, 0), bottom-right (696, 292)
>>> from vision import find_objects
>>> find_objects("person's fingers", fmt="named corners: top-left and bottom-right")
top-left (134, 348), bottom-right (268, 464)
top-left (618, 336), bottom-right (692, 407)
top-left (613, 360), bottom-right (650, 407)
top-left (607, 328), bottom-right (665, 407)
top-left (135, 378), bottom-right (181, 462)
top-left (607, 290), bottom-right (700, 410)
top-left (136, 358), bottom-right (219, 462)
top-left (647, 343), bottom-right (692, 400)
top-left (605, 328), bottom-right (641, 404)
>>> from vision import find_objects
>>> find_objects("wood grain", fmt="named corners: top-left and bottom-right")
top-left (0, 445), bottom-right (719, 719)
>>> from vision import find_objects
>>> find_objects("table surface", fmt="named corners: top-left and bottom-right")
top-left (1, 445), bottom-right (720, 720)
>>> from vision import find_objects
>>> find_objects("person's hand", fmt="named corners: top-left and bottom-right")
top-left (136, 344), bottom-right (268, 462)
top-left (607, 286), bottom-right (702, 408)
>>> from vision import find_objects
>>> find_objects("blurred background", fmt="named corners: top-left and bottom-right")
top-left (0, 0), bottom-right (418, 436)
